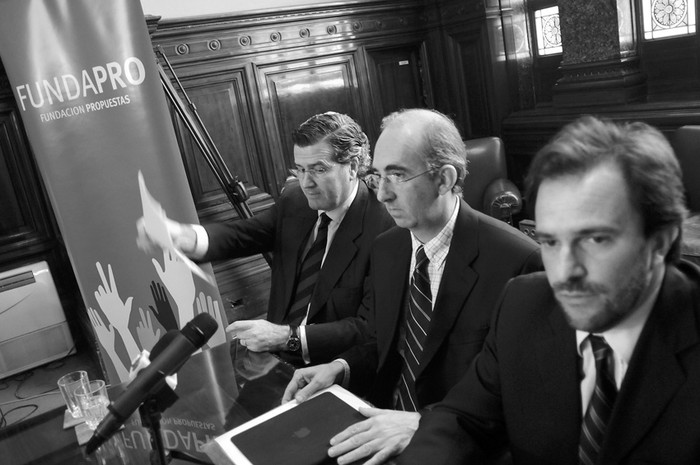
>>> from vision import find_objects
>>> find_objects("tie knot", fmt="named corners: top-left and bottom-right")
top-left (415, 245), bottom-right (429, 268)
top-left (318, 213), bottom-right (331, 230)
top-left (588, 335), bottom-right (611, 358)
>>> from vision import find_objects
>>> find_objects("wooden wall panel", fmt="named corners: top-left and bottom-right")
top-left (259, 56), bottom-right (365, 176)
top-left (0, 105), bottom-right (53, 266)
top-left (169, 68), bottom-right (274, 209)
top-left (367, 45), bottom-right (427, 112)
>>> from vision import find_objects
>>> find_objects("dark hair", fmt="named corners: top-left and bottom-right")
top-left (381, 109), bottom-right (467, 193)
top-left (525, 115), bottom-right (687, 262)
top-left (291, 111), bottom-right (371, 175)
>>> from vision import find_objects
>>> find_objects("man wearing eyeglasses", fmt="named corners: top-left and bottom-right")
top-left (140, 112), bottom-right (394, 366)
top-left (283, 108), bottom-right (541, 464)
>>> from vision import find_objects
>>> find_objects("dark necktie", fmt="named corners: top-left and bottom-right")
top-left (579, 335), bottom-right (617, 465)
top-left (286, 213), bottom-right (332, 325)
top-left (395, 245), bottom-right (432, 412)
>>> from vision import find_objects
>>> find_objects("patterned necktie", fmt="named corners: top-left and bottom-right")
top-left (286, 213), bottom-right (332, 325)
top-left (579, 335), bottom-right (617, 465)
top-left (395, 245), bottom-right (432, 412)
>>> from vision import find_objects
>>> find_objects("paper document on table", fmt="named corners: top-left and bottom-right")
top-left (138, 171), bottom-right (215, 285)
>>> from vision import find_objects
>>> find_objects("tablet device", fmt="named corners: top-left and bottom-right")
top-left (204, 385), bottom-right (369, 465)
top-left (231, 391), bottom-right (365, 465)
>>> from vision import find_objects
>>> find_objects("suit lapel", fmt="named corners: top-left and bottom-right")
top-left (419, 202), bottom-right (478, 376)
top-left (377, 230), bottom-right (412, 368)
top-left (307, 182), bottom-right (368, 320)
top-left (602, 265), bottom-right (699, 463)
top-left (535, 304), bottom-right (582, 460)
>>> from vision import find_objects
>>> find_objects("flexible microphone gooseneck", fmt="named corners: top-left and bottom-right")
top-left (85, 312), bottom-right (218, 454)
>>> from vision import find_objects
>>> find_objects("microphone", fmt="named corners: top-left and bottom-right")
top-left (85, 312), bottom-right (218, 454)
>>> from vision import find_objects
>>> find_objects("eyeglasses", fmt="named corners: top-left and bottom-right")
top-left (365, 169), bottom-right (434, 189)
top-left (288, 163), bottom-right (336, 179)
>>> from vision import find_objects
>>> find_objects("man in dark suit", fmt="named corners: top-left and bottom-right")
top-left (282, 109), bottom-right (541, 464)
top-left (145, 112), bottom-right (394, 366)
top-left (398, 115), bottom-right (700, 465)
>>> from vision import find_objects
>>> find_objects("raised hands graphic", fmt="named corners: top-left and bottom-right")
top-left (94, 262), bottom-right (140, 362)
top-left (136, 307), bottom-right (162, 351)
top-left (152, 250), bottom-right (195, 327)
top-left (149, 280), bottom-right (178, 331)
top-left (195, 291), bottom-right (226, 349)
top-left (88, 306), bottom-right (129, 380)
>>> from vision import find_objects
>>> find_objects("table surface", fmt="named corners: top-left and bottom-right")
top-left (0, 341), bottom-right (294, 465)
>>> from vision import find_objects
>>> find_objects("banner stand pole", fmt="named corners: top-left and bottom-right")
top-left (155, 46), bottom-right (272, 267)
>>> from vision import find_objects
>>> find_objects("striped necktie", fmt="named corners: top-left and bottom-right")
top-left (286, 213), bottom-right (331, 325)
top-left (395, 245), bottom-right (432, 412)
top-left (579, 335), bottom-right (617, 465)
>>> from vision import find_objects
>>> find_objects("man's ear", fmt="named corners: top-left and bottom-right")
top-left (348, 158), bottom-right (359, 180)
top-left (650, 225), bottom-right (680, 265)
top-left (437, 164), bottom-right (458, 195)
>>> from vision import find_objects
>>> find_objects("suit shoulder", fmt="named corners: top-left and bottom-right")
top-left (375, 224), bottom-right (408, 244)
top-left (476, 211), bottom-right (539, 253)
top-left (278, 182), bottom-right (307, 205)
top-left (506, 271), bottom-right (550, 293)
top-left (496, 272), bottom-right (555, 325)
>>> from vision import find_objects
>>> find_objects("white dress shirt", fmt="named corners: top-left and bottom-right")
top-left (576, 268), bottom-right (664, 414)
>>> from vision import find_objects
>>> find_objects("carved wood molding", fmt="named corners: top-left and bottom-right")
top-left (437, 0), bottom-right (486, 26)
top-left (150, 1), bottom-right (429, 64)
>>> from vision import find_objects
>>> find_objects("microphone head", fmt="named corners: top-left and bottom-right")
top-left (182, 312), bottom-right (218, 348)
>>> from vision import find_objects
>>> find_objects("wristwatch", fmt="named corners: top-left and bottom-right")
top-left (286, 325), bottom-right (301, 352)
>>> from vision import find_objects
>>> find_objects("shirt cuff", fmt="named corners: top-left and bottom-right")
top-left (332, 358), bottom-right (350, 388)
top-left (191, 224), bottom-right (209, 259)
top-left (298, 325), bottom-right (311, 365)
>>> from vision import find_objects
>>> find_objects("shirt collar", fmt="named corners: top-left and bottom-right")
top-left (319, 180), bottom-right (359, 225)
top-left (576, 266), bottom-right (665, 364)
top-left (410, 197), bottom-right (460, 266)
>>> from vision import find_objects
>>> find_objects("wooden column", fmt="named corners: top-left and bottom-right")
top-left (553, 0), bottom-right (646, 106)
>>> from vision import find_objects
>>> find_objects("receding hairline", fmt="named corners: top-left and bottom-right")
top-left (380, 109), bottom-right (444, 153)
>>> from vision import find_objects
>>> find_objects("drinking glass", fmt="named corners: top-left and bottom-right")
top-left (75, 379), bottom-right (109, 430)
top-left (57, 370), bottom-right (89, 418)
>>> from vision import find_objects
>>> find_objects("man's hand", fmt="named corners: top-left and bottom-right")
top-left (282, 361), bottom-right (345, 403)
top-left (226, 320), bottom-right (290, 352)
top-left (328, 408), bottom-right (420, 465)
top-left (136, 216), bottom-right (197, 255)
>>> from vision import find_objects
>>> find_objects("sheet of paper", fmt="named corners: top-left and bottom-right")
top-left (138, 171), bottom-right (215, 286)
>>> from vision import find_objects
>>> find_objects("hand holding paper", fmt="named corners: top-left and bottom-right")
top-left (137, 170), bottom-right (214, 286)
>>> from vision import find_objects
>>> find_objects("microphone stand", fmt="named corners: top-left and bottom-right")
top-left (155, 45), bottom-right (272, 267)
top-left (138, 389), bottom-right (213, 465)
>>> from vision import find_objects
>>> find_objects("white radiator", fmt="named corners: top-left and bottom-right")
top-left (0, 261), bottom-right (74, 379)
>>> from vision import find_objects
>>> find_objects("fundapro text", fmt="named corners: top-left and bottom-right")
top-left (15, 57), bottom-right (145, 112)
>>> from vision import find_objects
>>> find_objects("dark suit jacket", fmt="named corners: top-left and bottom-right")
top-left (399, 262), bottom-right (700, 465)
top-left (342, 200), bottom-right (542, 409)
top-left (203, 181), bottom-right (394, 364)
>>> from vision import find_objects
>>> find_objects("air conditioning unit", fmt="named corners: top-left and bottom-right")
top-left (0, 261), bottom-right (74, 379)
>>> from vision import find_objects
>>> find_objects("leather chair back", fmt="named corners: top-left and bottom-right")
top-left (462, 136), bottom-right (508, 211)
top-left (672, 126), bottom-right (700, 212)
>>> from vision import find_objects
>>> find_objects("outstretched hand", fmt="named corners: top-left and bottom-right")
top-left (281, 361), bottom-right (345, 403)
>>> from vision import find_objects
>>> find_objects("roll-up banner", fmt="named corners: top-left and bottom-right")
top-left (0, 0), bottom-right (228, 383)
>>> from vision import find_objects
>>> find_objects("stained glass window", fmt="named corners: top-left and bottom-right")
top-left (642, 0), bottom-right (696, 39)
top-left (534, 6), bottom-right (563, 55)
